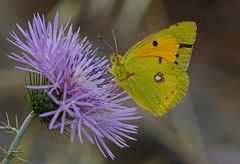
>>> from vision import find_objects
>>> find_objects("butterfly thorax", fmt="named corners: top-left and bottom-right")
top-left (109, 53), bottom-right (131, 82)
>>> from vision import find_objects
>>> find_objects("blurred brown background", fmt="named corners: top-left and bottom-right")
top-left (0, 0), bottom-right (240, 164)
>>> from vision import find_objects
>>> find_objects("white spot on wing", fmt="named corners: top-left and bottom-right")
top-left (155, 75), bottom-right (162, 81)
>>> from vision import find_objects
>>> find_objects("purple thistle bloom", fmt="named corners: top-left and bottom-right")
top-left (8, 13), bottom-right (140, 159)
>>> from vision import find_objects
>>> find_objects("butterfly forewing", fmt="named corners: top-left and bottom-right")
top-left (123, 21), bottom-right (197, 71)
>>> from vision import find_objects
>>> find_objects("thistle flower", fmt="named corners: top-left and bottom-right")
top-left (8, 13), bottom-right (140, 159)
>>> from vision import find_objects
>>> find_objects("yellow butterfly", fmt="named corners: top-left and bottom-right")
top-left (109, 22), bottom-right (197, 116)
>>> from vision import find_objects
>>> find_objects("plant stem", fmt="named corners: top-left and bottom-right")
top-left (1, 111), bottom-right (36, 164)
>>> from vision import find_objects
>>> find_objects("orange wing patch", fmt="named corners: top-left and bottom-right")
top-left (123, 22), bottom-right (197, 71)
top-left (126, 35), bottom-right (179, 63)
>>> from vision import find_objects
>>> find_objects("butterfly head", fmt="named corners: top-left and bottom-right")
top-left (110, 53), bottom-right (122, 65)
top-left (109, 53), bottom-right (123, 76)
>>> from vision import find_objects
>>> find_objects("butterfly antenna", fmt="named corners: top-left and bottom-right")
top-left (112, 29), bottom-right (118, 54)
top-left (97, 35), bottom-right (115, 52)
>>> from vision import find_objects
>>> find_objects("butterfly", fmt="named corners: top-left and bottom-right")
top-left (109, 22), bottom-right (197, 116)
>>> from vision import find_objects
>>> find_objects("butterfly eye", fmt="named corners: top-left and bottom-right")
top-left (154, 72), bottom-right (164, 83)
top-left (111, 57), bottom-right (115, 62)
top-left (110, 54), bottom-right (117, 63)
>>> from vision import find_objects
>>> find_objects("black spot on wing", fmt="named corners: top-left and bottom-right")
top-left (152, 40), bottom-right (158, 46)
top-left (158, 57), bottom-right (162, 64)
top-left (179, 44), bottom-right (193, 48)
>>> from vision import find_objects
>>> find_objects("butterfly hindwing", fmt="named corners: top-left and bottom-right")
top-left (123, 21), bottom-right (197, 71)
top-left (118, 57), bottom-right (189, 116)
